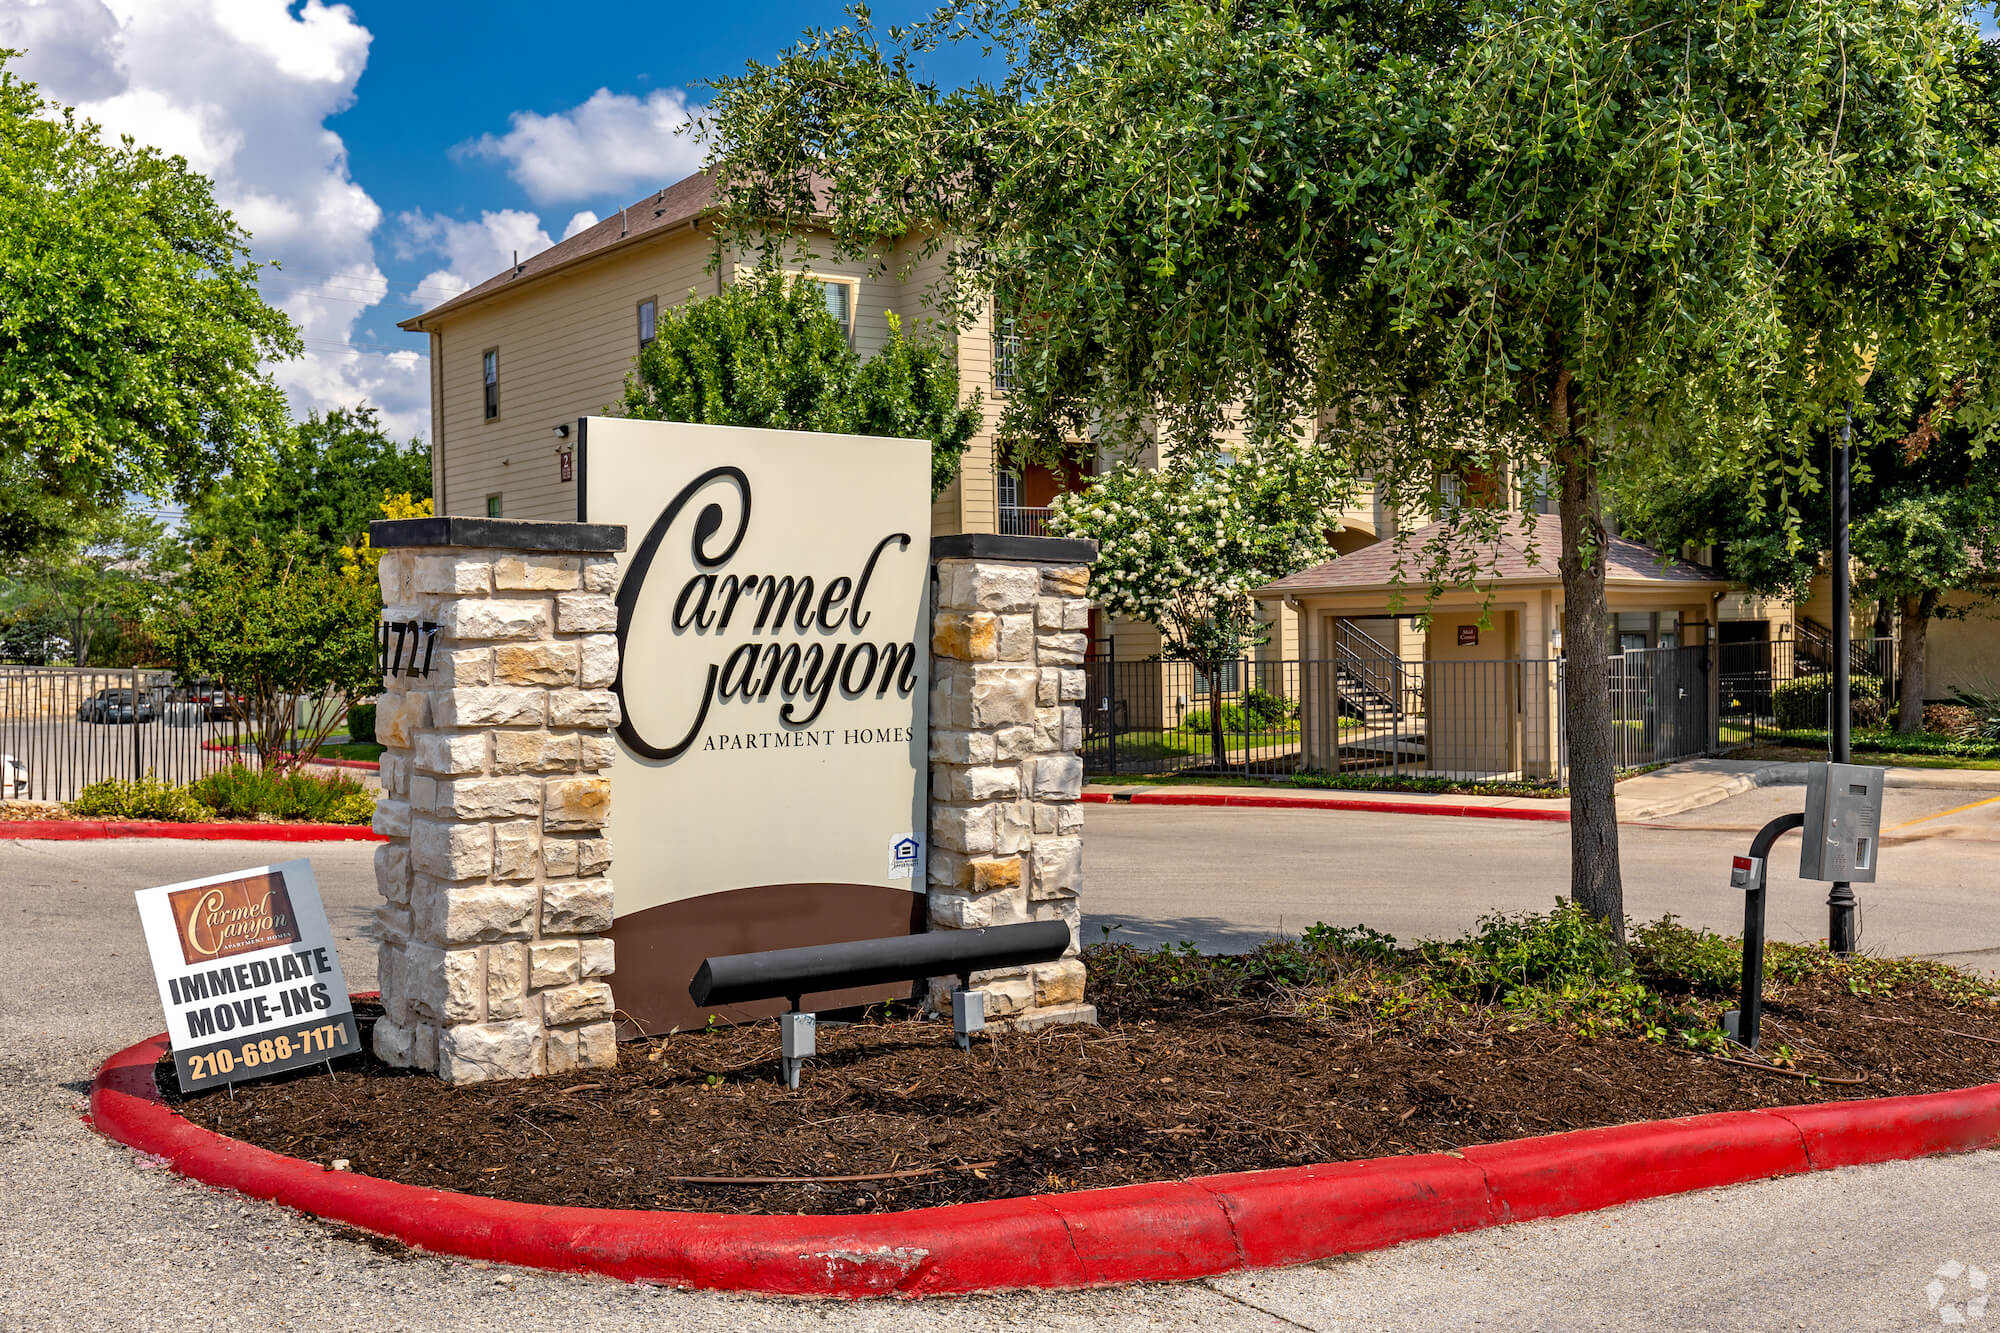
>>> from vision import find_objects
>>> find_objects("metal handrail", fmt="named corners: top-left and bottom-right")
top-left (1332, 621), bottom-right (1411, 715)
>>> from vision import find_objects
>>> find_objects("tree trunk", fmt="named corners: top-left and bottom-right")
top-left (1555, 425), bottom-right (1625, 941)
top-left (1895, 592), bottom-right (1936, 734)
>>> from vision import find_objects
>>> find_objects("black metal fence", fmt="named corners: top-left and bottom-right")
top-left (1716, 636), bottom-right (1898, 745)
top-left (0, 667), bottom-right (255, 803)
top-left (1083, 645), bottom-right (1717, 783)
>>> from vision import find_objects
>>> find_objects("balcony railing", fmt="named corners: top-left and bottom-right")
top-left (999, 505), bottom-right (1054, 537)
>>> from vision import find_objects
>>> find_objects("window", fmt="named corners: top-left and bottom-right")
top-left (482, 348), bottom-right (499, 421)
top-left (997, 469), bottom-right (1021, 511)
top-left (815, 278), bottom-right (851, 330)
top-left (1609, 611), bottom-right (1680, 654)
top-left (1193, 661), bottom-right (1242, 695)
top-left (638, 297), bottom-right (657, 349)
top-left (993, 307), bottom-right (1021, 391)
top-left (486, 494), bottom-right (503, 518)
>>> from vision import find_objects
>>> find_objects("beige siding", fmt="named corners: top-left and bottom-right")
top-left (435, 227), bottom-right (719, 521)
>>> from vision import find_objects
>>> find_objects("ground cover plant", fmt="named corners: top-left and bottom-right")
top-left (69, 763), bottom-right (373, 824)
top-left (171, 907), bottom-right (2000, 1216)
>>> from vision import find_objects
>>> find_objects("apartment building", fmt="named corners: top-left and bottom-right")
top-left (397, 168), bottom-right (1380, 663)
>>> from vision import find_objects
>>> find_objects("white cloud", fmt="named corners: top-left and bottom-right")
top-left (464, 86), bottom-right (707, 206)
top-left (3, 0), bottom-right (432, 440)
top-left (398, 208), bottom-right (555, 306)
top-left (562, 210), bottom-right (599, 240)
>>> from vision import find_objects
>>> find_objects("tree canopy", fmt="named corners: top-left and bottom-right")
top-left (705, 0), bottom-right (2000, 936)
top-left (618, 269), bottom-right (980, 495)
top-left (184, 406), bottom-right (431, 556)
top-left (149, 534), bottom-right (379, 774)
top-left (0, 53), bottom-right (298, 557)
top-left (1047, 439), bottom-right (1356, 764)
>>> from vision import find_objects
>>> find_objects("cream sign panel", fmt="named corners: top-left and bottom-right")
top-left (577, 417), bottom-right (931, 927)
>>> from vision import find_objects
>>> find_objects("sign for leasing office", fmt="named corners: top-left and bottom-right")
top-left (135, 859), bottom-right (358, 1092)
top-left (576, 417), bottom-right (930, 1031)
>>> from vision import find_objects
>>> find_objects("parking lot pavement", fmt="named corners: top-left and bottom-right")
top-left (6, 815), bottom-right (2000, 1330)
top-left (1083, 785), bottom-right (2000, 965)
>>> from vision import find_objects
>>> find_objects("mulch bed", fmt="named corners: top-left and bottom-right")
top-left (163, 980), bottom-right (2000, 1217)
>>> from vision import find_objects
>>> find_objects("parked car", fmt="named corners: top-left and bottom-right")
top-left (184, 677), bottom-right (245, 721)
top-left (76, 688), bottom-right (155, 724)
top-left (0, 753), bottom-right (26, 799)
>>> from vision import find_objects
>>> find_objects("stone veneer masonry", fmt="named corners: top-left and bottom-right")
top-left (367, 518), bottom-right (625, 1084)
top-left (366, 523), bottom-right (1100, 1081)
top-left (926, 546), bottom-right (1097, 1029)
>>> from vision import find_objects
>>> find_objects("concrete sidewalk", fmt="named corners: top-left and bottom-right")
top-left (1086, 755), bottom-right (2000, 824)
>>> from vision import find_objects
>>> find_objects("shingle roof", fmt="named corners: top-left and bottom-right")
top-left (1259, 514), bottom-right (1724, 596)
top-left (398, 173), bottom-right (719, 330)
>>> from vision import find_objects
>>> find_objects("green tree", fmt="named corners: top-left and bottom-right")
top-left (618, 269), bottom-right (980, 495)
top-left (1, 505), bottom-right (178, 667)
top-left (1046, 440), bottom-right (1355, 768)
top-left (703, 0), bottom-right (2000, 938)
top-left (1619, 405), bottom-right (2000, 734)
top-left (184, 406), bottom-right (431, 556)
top-left (0, 53), bottom-right (298, 557)
top-left (148, 536), bottom-right (378, 774)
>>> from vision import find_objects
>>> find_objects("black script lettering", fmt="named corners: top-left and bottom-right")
top-left (849, 534), bottom-right (909, 633)
top-left (673, 574), bottom-right (717, 630)
top-left (753, 574), bottom-right (814, 633)
top-left (613, 466), bottom-right (751, 761)
top-left (840, 642), bottom-right (880, 694)
top-left (879, 641), bottom-right (918, 696)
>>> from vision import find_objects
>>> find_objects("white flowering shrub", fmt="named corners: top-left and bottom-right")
top-left (1047, 439), bottom-right (1355, 765)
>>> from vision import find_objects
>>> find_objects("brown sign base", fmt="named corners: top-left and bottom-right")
top-left (609, 882), bottom-right (925, 1035)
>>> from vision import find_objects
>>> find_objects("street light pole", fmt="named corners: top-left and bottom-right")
top-left (1828, 412), bottom-right (1857, 956)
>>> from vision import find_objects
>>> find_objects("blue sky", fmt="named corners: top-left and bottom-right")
top-left (0, 0), bottom-right (1995, 445)
top-left (0, 0), bottom-right (976, 442)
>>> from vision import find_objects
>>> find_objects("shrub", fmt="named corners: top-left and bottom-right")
top-left (1243, 686), bottom-right (1296, 725)
top-left (1924, 704), bottom-right (1981, 738)
top-left (346, 700), bottom-right (377, 743)
top-left (1772, 672), bottom-right (1885, 730)
top-left (1632, 916), bottom-right (1742, 994)
top-left (1848, 695), bottom-right (1886, 729)
top-left (69, 775), bottom-right (209, 822)
top-left (185, 763), bottom-right (375, 824)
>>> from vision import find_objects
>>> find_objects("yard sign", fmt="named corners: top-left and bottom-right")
top-left (576, 416), bottom-right (932, 1031)
top-left (135, 858), bottom-right (358, 1092)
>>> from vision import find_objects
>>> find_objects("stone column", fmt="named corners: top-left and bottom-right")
top-left (366, 516), bottom-right (627, 1083)
top-left (927, 534), bottom-right (1099, 1030)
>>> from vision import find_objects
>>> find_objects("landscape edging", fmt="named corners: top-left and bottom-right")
top-left (5, 820), bottom-right (385, 842)
top-left (88, 1025), bottom-right (2000, 1297)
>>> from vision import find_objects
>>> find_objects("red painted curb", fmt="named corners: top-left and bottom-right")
top-left (1083, 789), bottom-right (1570, 821)
top-left (5, 820), bottom-right (385, 842)
top-left (88, 1023), bottom-right (2000, 1297)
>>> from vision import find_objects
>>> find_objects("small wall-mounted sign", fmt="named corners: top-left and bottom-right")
top-left (135, 859), bottom-right (359, 1092)
top-left (1458, 624), bottom-right (1480, 647)
top-left (559, 444), bottom-right (574, 483)
top-left (378, 619), bottom-right (440, 678)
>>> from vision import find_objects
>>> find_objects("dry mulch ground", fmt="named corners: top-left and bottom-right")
top-left (166, 976), bottom-right (2000, 1217)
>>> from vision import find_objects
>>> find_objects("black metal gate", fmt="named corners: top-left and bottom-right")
top-left (0, 667), bottom-right (251, 803)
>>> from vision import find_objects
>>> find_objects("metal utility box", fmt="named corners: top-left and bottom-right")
top-left (1799, 763), bottom-right (1886, 883)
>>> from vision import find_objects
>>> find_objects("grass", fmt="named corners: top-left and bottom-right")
top-left (315, 741), bottom-right (384, 763)
top-left (1737, 743), bottom-right (2000, 772)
